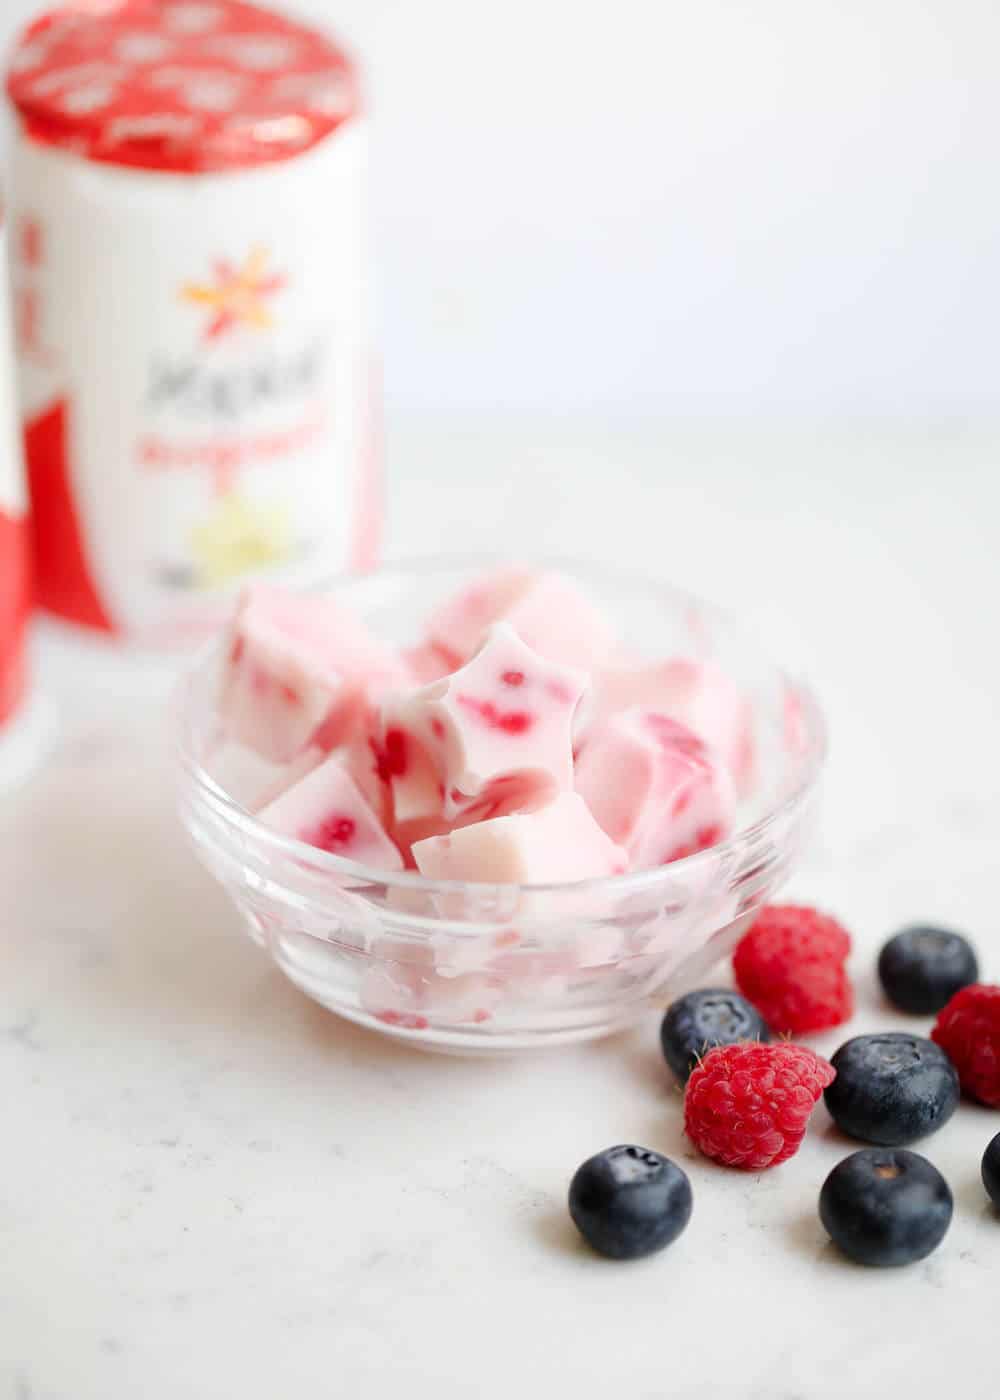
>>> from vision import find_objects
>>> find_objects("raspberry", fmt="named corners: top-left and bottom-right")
top-left (733, 904), bottom-right (853, 1034)
top-left (931, 984), bottom-right (1000, 1107)
top-left (684, 1042), bottom-right (835, 1170)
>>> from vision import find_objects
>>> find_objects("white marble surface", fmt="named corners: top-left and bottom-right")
top-left (3, 422), bottom-right (1000, 1399)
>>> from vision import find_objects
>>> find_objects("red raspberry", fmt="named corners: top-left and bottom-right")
top-left (684, 1042), bottom-right (835, 1170)
top-left (931, 984), bottom-right (1000, 1107)
top-left (733, 904), bottom-right (854, 1035)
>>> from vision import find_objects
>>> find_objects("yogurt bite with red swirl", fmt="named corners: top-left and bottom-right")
top-left (209, 565), bottom-right (753, 884)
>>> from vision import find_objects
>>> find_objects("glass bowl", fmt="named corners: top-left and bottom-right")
top-left (175, 558), bottom-right (826, 1055)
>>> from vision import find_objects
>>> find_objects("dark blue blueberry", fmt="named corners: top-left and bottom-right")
top-left (878, 924), bottom-right (978, 1014)
top-left (568, 1146), bottom-right (692, 1260)
top-left (659, 987), bottom-right (771, 1083)
top-left (824, 1033), bottom-right (959, 1146)
top-left (819, 1149), bottom-right (952, 1266)
top-left (983, 1132), bottom-right (1000, 1209)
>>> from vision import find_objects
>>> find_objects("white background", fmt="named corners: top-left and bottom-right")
top-left (3, 0), bottom-right (999, 418)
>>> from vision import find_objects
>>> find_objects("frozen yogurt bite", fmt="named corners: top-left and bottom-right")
top-left (208, 566), bottom-right (751, 883)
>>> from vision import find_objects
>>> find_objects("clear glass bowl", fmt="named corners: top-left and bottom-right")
top-left (175, 558), bottom-right (826, 1055)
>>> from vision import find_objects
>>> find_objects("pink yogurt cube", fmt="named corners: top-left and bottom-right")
top-left (587, 658), bottom-right (755, 795)
top-left (382, 623), bottom-right (588, 826)
top-left (244, 744), bottom-right (325, 812)
top-left (411, 792), bottom-right (628, 887)
top-left (257, 755), bottom-right (403, 871)
top-left (400, 642), bottom-right (458, 685)
top-left (425, 567), bottom-right (617, 670)
top-left (574, 707), bottom-right (736, 871)
top-left (334, 707), bottom-right (393, 826)
top-left (424, 566), bottom-right (534, 662)
top-left (206, 740), bottom-right (322, 813)
top-left (218, 585), bottom-right (410, 765)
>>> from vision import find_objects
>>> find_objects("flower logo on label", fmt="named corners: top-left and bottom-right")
top-left (180, 247), bottom-right (285, 342)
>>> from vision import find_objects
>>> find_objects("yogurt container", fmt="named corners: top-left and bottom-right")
top-left (0, 211), bottom-right (49, 788)
top-left (5, 0), bottom-right (380, 649)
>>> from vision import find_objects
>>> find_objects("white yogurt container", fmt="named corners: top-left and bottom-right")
top-left (0, 212), bottom-right (51, 788)
top-left (6, 0), bottom-right (380, 649)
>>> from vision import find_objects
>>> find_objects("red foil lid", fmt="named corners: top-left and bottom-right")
top-left (6, 1), bottom-right (359, 174)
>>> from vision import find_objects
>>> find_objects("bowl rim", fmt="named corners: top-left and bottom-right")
top-left (175, 553), bottom-right (828, 900)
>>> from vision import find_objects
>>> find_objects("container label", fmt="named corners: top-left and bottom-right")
top-left (10, 122), bottom-right (371, 644)
top-left (0, 230), bottom-right (30, 724)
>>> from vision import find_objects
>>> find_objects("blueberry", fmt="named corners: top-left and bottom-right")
top-left (568, 1146), bottom-right (692, 1260)
top-left (659, 988), bottom-right (771, 1083)
top-left (878, 924), bottom-right (978, 1014)
top-left (824, 1033), bottom-right (959, 1146)
top-left (983, 1132), bottom-right (1000, 1208)
top-left (819, 1148), bottom-right (953, 1266)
